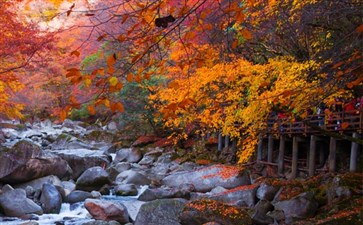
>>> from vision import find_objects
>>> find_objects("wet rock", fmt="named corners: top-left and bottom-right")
top-left (84, 199), bottom-right (130, 224)
top-left (0, 189), bottom-right (43, 217)
top-left (114, 184), bottom-right (138, 196)
top-left (115, 170), bottom-right (151, 186)
top-left (76, 166), bottom-right (110, 192)
top-left (113, 148), bottom-right (143, 164)
top-left (40, 183), bottom-right (62, 213)
top-left (134, 199), bottom-right (186, 225)
top-left (179, 199), bottom-right (252, 225)
top-left (162, 165), bottom-right (250, 192)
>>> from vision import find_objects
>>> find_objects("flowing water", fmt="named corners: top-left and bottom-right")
top-left (0, 186), bottom-right (148, 225)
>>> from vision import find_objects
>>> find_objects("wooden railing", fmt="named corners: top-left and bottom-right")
top-left (266, 110), bottom-right (363, 135)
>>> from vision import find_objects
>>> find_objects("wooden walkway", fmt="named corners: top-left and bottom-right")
top-left (266, 110), bottom-right (363, 135)
top-left (256, 110), bottom-right (362, 179)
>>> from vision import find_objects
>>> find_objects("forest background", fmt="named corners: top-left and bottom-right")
top-left (1, 0), bottom-right (362, 163)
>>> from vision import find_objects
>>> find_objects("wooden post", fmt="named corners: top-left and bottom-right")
top-left (308, 135), bottom-right (317, 177)
top-left (224, 135), bottom-right (230, 149)
top-left (268, 135), bottom-right (273, 162)
top-left (278, 135), bottom-right (286, 174)
top-left (319, 144), bottom-right (325, 167)
top-left (218, 132), bottom-right (223, 151)
top-left (291, 136), bottom-right (298, 179)
top-left (329, 137), bottom-right (336, 172)
top-left (350, 132), bottom-right (359, 172)
top-left (257, 134), bottom-right (263, 162)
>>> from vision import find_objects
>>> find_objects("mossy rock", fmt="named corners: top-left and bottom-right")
top-left (179, 199), bottom-right (252, 225)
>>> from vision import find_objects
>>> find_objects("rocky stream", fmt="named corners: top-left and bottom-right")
top-left (0, 119), bottom-right (361, 225)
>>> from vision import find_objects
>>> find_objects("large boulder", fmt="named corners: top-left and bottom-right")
top-left (134, 199), bottom-right (186, 225)
top-left (272, 191), bottom-right (319, 223)
top-left (113, 148), bottom-right (143, 164)
top-left (56, 152), bottom-right (111, 179)
top-left (162, 165), bottom-right (250, 192)
top-left (0, 188), bottom-right (43, 217)
top-left (0, 141), bottom-right (72, 183)
top-left (84, 199), bottom-right (130, 224)
top-left (115, 170), bottom-right (151, 186)
top-left (40, 183), bottom-right (62, 213)
top-left (179, 199), bottom-right (252, 225)
top-left (76, 166), bottom-right (110, 191)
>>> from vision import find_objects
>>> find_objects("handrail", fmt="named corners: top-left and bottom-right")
top-left (265, 110), bottom-right (363, 135)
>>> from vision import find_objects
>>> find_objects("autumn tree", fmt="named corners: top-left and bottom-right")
top-left (21, 0), bottom-right (362, 162)
top-left (0, 0), bottom-right (54, 119)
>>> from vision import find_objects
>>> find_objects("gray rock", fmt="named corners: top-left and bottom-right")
top-left (76, 166), bottom-right (110, 191)
top-left (273, 191), bottom-right (318, 223)
top-left (61, 180), bottom-right (76, 197)
top-left (84, 199), bottom-right (130, 224)
top-left (256, 182), bottom-right (280, 201)
top-left (0, 189), bottom-right (43, 217)
top-left (115, 184), bottom-right (138, 196)
top-left (82, 220), bottom-right (121, 225)
top-left (252, 200), bottom-right (274, 224)
top-left (114, 148), bottom-right (143, 164)
top-left (116, 170), bottom-right (151, 186)
top-left (137, 187), bottom-right (190, 201)
top-left (162, 165), bottom-right (250, 192)
top-left (209, 184), bottom-right (258, 207)
top-left (15, 175), bottom-right (62, 190)
top-left (134, 199), bottom-right (186, 225)
top-left (40, 183), bottom-right (62, 213)
top-left (64, 190), bottom-right (93, 203)
top-left (2, 184), bottom-right (14, 193)
top-left (56, 153), bottom-right (110, 179)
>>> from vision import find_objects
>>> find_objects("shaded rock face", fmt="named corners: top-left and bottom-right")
top-left (273, 192), bottom-right (319, 223)
top-left (252, 200), bottom-right (274, 225)
top-left (76, 166), bottom-right (110, 192)
top-left (162, 165), bottom-right (250, 192)
top-left (134, 199), bottom-right (186, 225)
top-left (179, 199), bottom-right (252, 225)
top-left (14, 175), bottom-right (62, 191)
top-left (84, 199), bottom-right (130, 224)
top-left (40, 183), bottom-right (62, 214)
top-left (0, 141), bottom-right (72, 184)
top-left (0, 189), bottom-right (43, 217)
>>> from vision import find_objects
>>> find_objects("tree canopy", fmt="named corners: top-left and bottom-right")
top-left (2, 0), bottom-right (362, 163)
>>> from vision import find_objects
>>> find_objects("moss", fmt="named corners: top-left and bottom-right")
top-left (181, 199), bottom-right (252, 225)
